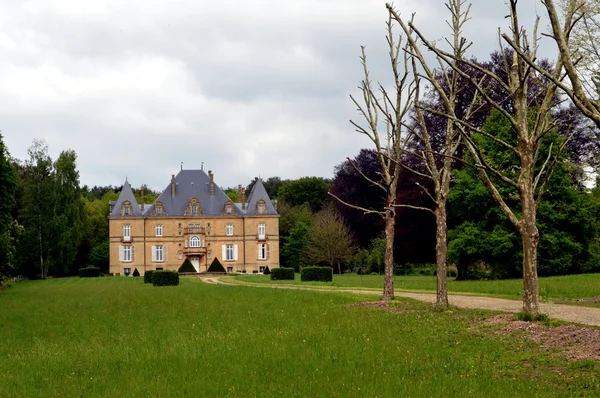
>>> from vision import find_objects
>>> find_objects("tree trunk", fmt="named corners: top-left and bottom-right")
top-left (38, 223), bottom-right (44, 279)
top-left (434, 199), bottom-right (449, 308)
top-left (337, 262), bottom-right (341, 276)
top-left (520, 190), bottom-right (540, 315)
top-left (383, 192), bottom-right (396, 301)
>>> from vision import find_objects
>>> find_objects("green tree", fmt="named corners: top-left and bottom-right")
top-left (0, 133), bottom-right (19, 282)
top-left (50, 150), bottom-right (84, 274)
top-left (277, 177), bottom-right (330, 212)
top-left (281, 221), bottom-right (311, 272)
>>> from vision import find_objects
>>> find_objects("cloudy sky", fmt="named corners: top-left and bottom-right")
top-left (1, 0), bottom-right (550, 191)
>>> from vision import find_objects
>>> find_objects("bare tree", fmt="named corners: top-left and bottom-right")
top-left (531, 0), bottom-right (600, 127)
top-left (388, 0), bottom-right (577, 315)
top-left (387, 0), bottom-right (481, 308)
top-left (305, 206), bottom-right (356, 275)
top-left (330, 15), bottom-right (417, 301)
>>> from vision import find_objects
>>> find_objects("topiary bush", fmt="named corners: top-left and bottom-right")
top-left (252, 270), bottom-right (258, 274)
top-left (301, 266), bottom-right (332, 282)
top-left (178, 258), bottom-right (197, 273)
top-left (152, 270), bottom-right (179, 287)
top-left (263, 266), bottom-right (271, 275)
top-left (207, 257), bottom-right (226, 273)
top-left (144, 270), bottom-right (154, 284)
top-left (79, 267), bottom-right (101, 278)
top-left (270, 267), bottom-right (295, 280)
top-left (133, 268), bottom-right (140, 277)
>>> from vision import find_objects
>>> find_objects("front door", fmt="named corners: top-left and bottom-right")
top-left (190, 257), bottom-right (200, 272)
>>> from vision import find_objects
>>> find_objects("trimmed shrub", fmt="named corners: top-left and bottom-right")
top-left (178, 258), bottom-right (197, 273)
top-left (263, 266), bottom-right (271, 275)
top-left (301, 266), bottom-right (332, 282)
top-left (144, 270), bottom-right (154, 284)
top-left (252, 270), bottom-right (258, 274)
top-left (270, 267), bottom-right (295, 281)
top-left (79, 267), bottom-right (101, 278)
top-left (207, 258), bottom-right (226, 273)
top-left (132, 268), bottom-right (140, 277)
top-left (152, 270), bottom-right (179, 287)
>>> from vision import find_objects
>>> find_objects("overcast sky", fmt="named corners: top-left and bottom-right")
top-left (1, 0), bottom-right (551, 191)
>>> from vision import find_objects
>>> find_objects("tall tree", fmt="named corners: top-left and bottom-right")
top-left (330, 16), bottom-right (416, 301)
top-left (19, 140), bottom-right (53, 278)
top-left (305, 206), bottom-right (355, 274)
top-left (277, 177), bottom-right (330, 212)
top-left (50, 150), bottom-right (84, 275)
top-left (0, 133), bottom-right (19, 282)
top-left (390, 0), bottom-right (579, 314)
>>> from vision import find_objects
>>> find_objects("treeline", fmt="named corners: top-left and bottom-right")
top-left (0, 138), bottom-right (160, 281)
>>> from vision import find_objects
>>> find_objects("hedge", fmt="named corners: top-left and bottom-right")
top-left (270, 267), bottom-right (295, 281)
top-left (79, 267), bottom-right (101, 278)
top-left (152, 270), bottom-right (179, 287)
top-left (178, 258), bottom-right (197, 273)
top-left (144, 270), bottom-right (154, 284)
top-left (132, 268), bottom-right (140, 277)
top-left (301, 266), bottom-right (332, 282)
top-left (207, 258), bottom-right (226, 273)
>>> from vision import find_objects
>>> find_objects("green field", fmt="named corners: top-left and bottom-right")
top-left (1, 277), bottom-right (598, 397)
top-left (232, 273), bottom-right (600, 301)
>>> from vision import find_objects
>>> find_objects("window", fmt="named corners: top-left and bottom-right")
top-left (178, 251), bottom-right (183, 260)
top-left (153, 245), bottom-right (165, 262)
top-left (154, 201), bottom-right (164, 216)
top-left (258, 243), bottom-right (268, 260)
top-left (156, 207), bottom-right (162, 215)
top-left (124, 206), bottom-right (131, 215)
top-left (258, 223), bottom-right (266, 239)
top-left (257, 199), bottom-right (266, 214)
top-left (226, 224), bottom-right (233, 236)
top-left (259, 266), bottom-right (266, 273)
top-left (227, 266), bottom-right (233, 273)
top-left (191, 205), bottom-right (198, 215)
top-left (123, 224), bottom-right (131, 241)
top-left (120, 245), bottom-right (133, 262)
top-left (178, 223), bottom-right (182, 228)
top-left (190, 236), bottom-right (201, 248)
top-left (155, 224), bottom-right (163, 237)
top-left (208, 252), bottom-right (211, 259)
top-left (226, 244), bottom-right (234, 261)
top-left (124, 267), bottom-right (131, 276)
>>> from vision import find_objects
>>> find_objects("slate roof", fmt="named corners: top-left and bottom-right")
top-left (110, 180), bottom-right (142, 217)
top-left (146, 169), bottom-right (241, 217)
top-left (111, 171), bottom-right (278, 217)
top-left (244, 179), bottom-right (278, 215)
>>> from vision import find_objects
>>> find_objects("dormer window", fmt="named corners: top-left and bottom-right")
top-left (257, 199), bottom-right (266, 215)
top-left (122, 201), bottom-right (131, 216)
top-left (187, 198), bottom-right (202, 216)
top-left (153, 201), bottom-right (165, 216)
top-left (224, 200), bottom-right (234, 215)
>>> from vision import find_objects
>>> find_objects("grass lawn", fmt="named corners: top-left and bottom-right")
top-left (232, 273), bottom-right (600, 302)
top-left (1, 277), bottom-right (599, 397)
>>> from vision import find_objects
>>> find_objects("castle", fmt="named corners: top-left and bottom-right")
top-left (108, 169), bottom-right (279, 275)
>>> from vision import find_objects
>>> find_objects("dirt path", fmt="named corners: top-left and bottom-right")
top-left (203, 277), bottom-right (600, 327)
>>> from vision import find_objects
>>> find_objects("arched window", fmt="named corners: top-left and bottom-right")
top-left (153, 201), bottom-right (165, 216)
top-left (257, 199), bottom-right (266, 214)
top-left (122, 200), bottom-right (131, 216)
top-left (190, 236), bottom-right (201, 248)
top-left (187, 198), bottom-right (202, 215)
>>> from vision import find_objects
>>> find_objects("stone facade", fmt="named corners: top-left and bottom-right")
top-left (108, 170), bottom-right (279, 275)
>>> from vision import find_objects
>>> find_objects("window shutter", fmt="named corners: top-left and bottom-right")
top-left (222, 245), bottom-right (226, 261)
top-left (152, 246), bottom-right (156, 262)
top-left (234, 245), bottom-right (238, 261)
top-left (119, 246), bottom-right (124, 262)
top-left (132, 245), bottom-right (135, 262)
top-left (185, 239), bottom-right (188, 248)
top-left (164, 246), bottom-right (168, 262)
top-left (257, 244), bottom-right (260, 260)
top-left (266, 244), bottom-right (270, 260)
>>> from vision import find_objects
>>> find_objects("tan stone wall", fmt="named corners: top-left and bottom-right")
top-left (109, 215), bottom-right (280, 275)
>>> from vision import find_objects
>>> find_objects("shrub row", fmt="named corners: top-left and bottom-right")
top-left (270, 267), bottom-right (295, 280)
top-left (301, 266), bottom-right (332, 282)
top-left (78, 267), bottom-right (100, 278)
top-left (144, 270), bottom-right (154, 284)
top-left (152, 270), bottom-right (179, 286)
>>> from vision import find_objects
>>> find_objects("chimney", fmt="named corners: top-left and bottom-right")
top-left (140, 186), bottom-right (145, 211)
top-left (171, 174), bottom-right (176, 197)
top-left (209, 171), bottom-right (214, 196)
top-left (241, 188), bottom-right (246, 210)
